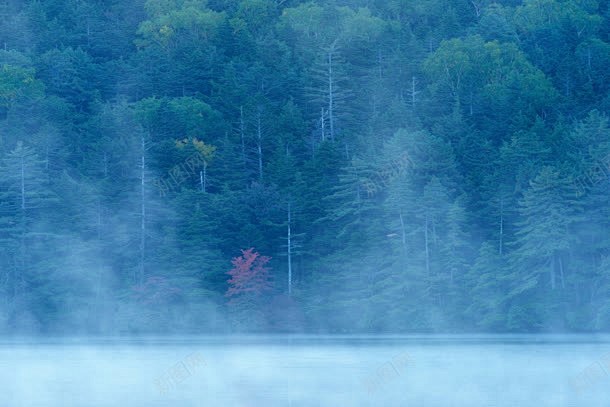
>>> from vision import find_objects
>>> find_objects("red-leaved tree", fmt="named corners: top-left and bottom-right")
top-left (226, 248), bottom-right (272, 301)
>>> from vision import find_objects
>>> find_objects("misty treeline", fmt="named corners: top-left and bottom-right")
top-left (0, 0), bottom-right (609, 334)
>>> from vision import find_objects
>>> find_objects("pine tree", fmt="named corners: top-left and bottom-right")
top-left (0, 140), bottom-right (56, 328)
top-left (512, 166), bottom-right (581, 300)
top-left (465, 241), bottom-right (508, 330)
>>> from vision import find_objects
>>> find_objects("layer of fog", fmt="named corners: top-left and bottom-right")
top-left (2, 335), bottom-right (610, 406)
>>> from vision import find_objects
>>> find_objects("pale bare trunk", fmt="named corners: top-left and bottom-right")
top-left (200, 163), bottom-right (207, 193)
top-left (550, 255), bottom-right (556, 290)
top-left (424, 215), bottom-right (430, 277)
top-left (320, 107), bottom-right (326, 142)
top-left (139, 134), bottom-right (146, 285)
top-left (328, 50), bottom-right (335, 141)
top-left (239, 106), bottom-right (246, 170)
top-left (499, 197), bottom-right (504, 255)
top-left (287, 202), bottom-right (292, 296)
top-left (20, 155), bottom-right (25, 210)
top-left (410, 76), bottom-right (419, 109)
top-left (257, 112), bottom-right (263, 181)
top-left (559, 255), bottom-right (565, 289)
top-left (400, 211), bottom-right (408, 273)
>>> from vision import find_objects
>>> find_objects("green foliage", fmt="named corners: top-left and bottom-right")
top-left (0, 0), bottom-right (608, 333)
top-left (0, 64), bottom-right (44, 107)
top-left (423, 35), bottom-right (558, 138)
top-left (137, 0), bottom-right (225, 48)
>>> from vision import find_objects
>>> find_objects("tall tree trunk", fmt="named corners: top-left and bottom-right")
top-left (377, 48), bottom-right (383, 81)
top-left (424, 214), bottom-right (430, 278)
top-left (499, 197), bottom-right (504, 256)
top-left (559, 255), bottom-right (566, 289)
top-left (20, 155), bottom-right (25, 211)
top-left (103, 152), bottom-right (108, 178)
top-left (139, 133), bottom-right (146, 285)
top-left (256, 110), bottom-right (263, 181)
top-left (550, 254), bottom-right (556, 290)
top-left (19, 155), bottom-right (25, 298)
top-left (97, 199), bottom-right (103, 241)
top-left (200, 163), bottom-right (207, 193)
top-left (320, 107), bottom-right (326, 142)
top-left (287, 202), bottom-right (292, 296)
top-left (410, 76), bottom-right (419, 109)
top-left (327, 49), bottom-right (335, 141)
top-left (399, 211), bottom-right (408, 272)
top-left (239, 106), bottom-right (247, 173)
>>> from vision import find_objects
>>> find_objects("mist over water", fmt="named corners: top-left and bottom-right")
top-left (1, 335), bottom-right (609, 407)
top-left (1, 0), bottom-right (610, 405)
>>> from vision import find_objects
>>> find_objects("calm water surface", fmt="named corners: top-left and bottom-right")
top-left (1, 335), bottom-right (610, 406)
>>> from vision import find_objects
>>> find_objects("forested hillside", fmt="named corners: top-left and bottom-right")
top-left (0, 0), bottom-right (609, 333)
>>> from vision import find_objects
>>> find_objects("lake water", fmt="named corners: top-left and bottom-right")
top-left (2, 335), bottom-right (610, 406)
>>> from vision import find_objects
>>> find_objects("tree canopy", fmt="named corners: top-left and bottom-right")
top-left (0, 0), bottom-right (608, 334)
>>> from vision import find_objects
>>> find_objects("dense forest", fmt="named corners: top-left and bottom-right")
top-left (0, 0), bottom-right (609, 334)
